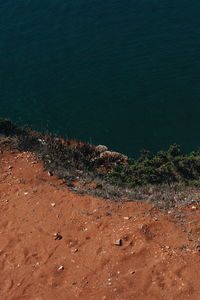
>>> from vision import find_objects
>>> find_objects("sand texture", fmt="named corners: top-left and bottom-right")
top-left (0, 148), bottom-right (200, 300)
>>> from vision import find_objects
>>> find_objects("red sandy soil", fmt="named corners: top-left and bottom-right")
top-left (0, 148), bottom-right (200, 300)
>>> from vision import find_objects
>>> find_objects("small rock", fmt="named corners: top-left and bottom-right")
top-left (8, 166), bottom-right (13, 170)
top-left (51, 203), bottom-right (56, 207)
top-left (123, 216), bottom-right (131, 220)
top-left (81, 227), bottom-right (88, 232)
top-left (38, 138), bottom-right (46, 145)
top-left (191, 206), bottom-right (197, 210)
top-left (53, 233), bottom-right (63, 240)
top-left (95, 145), bottom-right (108, 152)
top-left (48, 171), bottom-right (53, 176)
top-left (57, 265), bottom-right (64, 271)
top-left (71, 248), bottom-right (78, 253)
top-left (114, 239), bottom-right (122, 246)
top-left (129, 271), bottom-right (135, 275)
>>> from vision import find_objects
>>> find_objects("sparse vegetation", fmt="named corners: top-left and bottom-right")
top-left (1, 118), bottom-right (200, 208)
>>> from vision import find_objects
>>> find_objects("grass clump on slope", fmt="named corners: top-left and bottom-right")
top-left (1, 119), bottom-right (200, 208)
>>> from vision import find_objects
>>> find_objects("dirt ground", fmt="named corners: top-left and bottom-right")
top-left (0, 147), bottom-right (200, 300)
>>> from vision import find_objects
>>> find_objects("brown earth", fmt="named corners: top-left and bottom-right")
top-left (0, 147), bottom-right (200, 300)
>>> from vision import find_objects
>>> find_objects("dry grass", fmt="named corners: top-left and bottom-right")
top-left (1, 119), bottom-right (200, 209)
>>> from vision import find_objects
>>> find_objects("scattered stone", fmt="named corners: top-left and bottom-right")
top-left (81, 227), bottom-right (88, 232)
top-left (8, 165), bottom-right (13, 170)
top-left (57, 265), bottom-right (64, 271)
top-left (53, 233), bottom-right (63, 240)
top-left (71, 248), bottom-right (78, 253)
top-left (114, 239), bottom-right (122, 246)
top-left (95, 145), bottom-right (108, 152)
top-left (38, 138), bottom-right (46, 145)
top-left (48, 171), bottom-right (53, 176)
top-left (191, 206), bottom-right (197, 210)
top-left (51, 203), bottom-right (56, 207)
top-left (24, 192), bottom-right (28, 195)
top-left (129, 271), bottom-right (135, 275)
top-left (123, 216), bottom-right (131, 220)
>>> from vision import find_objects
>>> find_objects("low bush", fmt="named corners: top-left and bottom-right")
top-left (1, 119), bottom-right (200, 208)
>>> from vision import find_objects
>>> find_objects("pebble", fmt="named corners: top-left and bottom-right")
top-left (71, 248), bottom-right (78, 253)
top-left (114, 239), bottom-right (122, 246)
top-left (51, 203), bottom-right (56, 207)
top-left (129, 271), bottom-right (135, 275)
top-left (53, 233), bottom-right (63, 240)
top-left (57, 265), bottom-right (64, 271)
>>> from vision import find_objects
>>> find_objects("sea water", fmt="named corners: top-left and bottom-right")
top-left (0, 0), bottom-right (200, 156)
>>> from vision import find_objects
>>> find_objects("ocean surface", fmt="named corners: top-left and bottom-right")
top-left (1, 0), bottom-right (200, 157)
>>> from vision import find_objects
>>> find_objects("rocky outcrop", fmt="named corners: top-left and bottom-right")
top-left (100, 150), bottom-right (128, 161)
top-left (95, 145), bottom-right (108, 152)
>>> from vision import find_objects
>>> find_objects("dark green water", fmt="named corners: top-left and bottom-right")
top-left (1, 0), bottom-right (200, 156)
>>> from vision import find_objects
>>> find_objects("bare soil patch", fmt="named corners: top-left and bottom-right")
top-left (0, 147), bottom-right (200, 299)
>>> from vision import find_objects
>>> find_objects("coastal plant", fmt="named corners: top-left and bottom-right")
top-left (1, 119), bottom-right (200, 205)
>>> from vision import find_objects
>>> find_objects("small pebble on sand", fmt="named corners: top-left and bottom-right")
top-left (53, 233), bottom-right (63, 240)
top-left (114, 239), bottom-right (122, 246)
